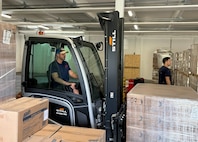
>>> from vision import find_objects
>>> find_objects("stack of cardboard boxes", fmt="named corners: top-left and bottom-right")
top-left (0, 97), bottom-right (106, 142)
top-left (174, 44), bottom-right (198, 92)
top-left (0, 22), bottom-right (16, 103)
top-left (126, 83), bottom-right (198, 142)
top-left (189, 44), bottom-right (198, 92)
top-left (24, 124), bottom-right (106, 142)
top-left (0, 97), bottom-right (49, 142)
top-left (124, 54), bottom-right (140, 80)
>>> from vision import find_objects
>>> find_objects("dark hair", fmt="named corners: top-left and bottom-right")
top-left (162, 57), bottom-right (170, 64)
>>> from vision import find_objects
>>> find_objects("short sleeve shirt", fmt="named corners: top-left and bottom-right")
top-left (49, 60), bottom-right (71, 88)
top-left (158, 66), bottom-right (172, 84)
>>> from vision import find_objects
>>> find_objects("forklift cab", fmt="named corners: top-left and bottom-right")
top-left (22, 36), bottom-right (105, 128)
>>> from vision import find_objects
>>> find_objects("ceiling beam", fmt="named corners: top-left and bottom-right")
top-left (12, 21), bottom-right (198, 26)
top-left (125, 5), bottom-right (198, 11)
top-left (3, 5), bottom-right (198, 14)
top-left (18, 30), bottom-right (198, 35)
top-left (2, 7), bottom-right (114, 14)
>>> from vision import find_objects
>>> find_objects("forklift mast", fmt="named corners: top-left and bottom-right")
top-left (98, 11), bottom-right (125, 141)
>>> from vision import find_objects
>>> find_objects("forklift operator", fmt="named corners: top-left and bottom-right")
top-left (49, 48), bottom-right (79, 94)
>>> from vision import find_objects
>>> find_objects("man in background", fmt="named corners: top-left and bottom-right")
top-left (158, 57), bottom-right (172, 85)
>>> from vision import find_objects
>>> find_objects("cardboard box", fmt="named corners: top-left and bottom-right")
top-left (0, 97), bottom-right (49, 142)
top-left (124, 54), bottom-right (140, 68)
top-left (24, 124), bottom-right (106, 142)
top-left (52, 126), bottom-right (106, 142)
top-left (33, 124), bottom-right (61, 137)
top-left (23, 124), bottom-right (61, 142)
top-left (126, 84), bottom-right (198, 142)
top-left (23, 136), bottom-right (55, 142)
top-left (124, 67), bottom-right (140, 79)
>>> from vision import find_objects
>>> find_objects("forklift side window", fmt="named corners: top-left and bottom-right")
top-left (28, 43), bottom-right (55, 88)
top-left (28, 43), bottom-right (79, 91)
top-left (79, 44), bottom-right (104, 99)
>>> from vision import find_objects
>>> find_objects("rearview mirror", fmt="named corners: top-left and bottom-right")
top-left (95, 42), bottom-right (103, 51)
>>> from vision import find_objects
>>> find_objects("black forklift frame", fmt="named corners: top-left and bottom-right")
top-left (98, 11), bottom-right (125, 142)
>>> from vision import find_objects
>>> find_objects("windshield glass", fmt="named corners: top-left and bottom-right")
top-left (78, 42), bottom-right (104, 99)
top-left (25, 38), bottom-right (80, 94)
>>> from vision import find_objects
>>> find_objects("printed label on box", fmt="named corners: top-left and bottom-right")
top-left (44, 109), bottom-right (49, 121)
top-left (3, 30), bottom-right (11, 44)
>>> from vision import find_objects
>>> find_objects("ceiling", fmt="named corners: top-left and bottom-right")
top-left (2, 0), bottom-right (198, 35)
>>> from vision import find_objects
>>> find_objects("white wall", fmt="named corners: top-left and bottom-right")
top-left (15, 33), bottom-right (198, 80)
top-left (85, 35), bottom-right (198, 80)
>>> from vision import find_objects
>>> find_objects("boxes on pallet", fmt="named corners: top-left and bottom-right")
top-left (182, 49), bottom-right (191, 73)
top-left (126, 83), bottom-right (198, 142)
top-left (124, 54), bottom-right (140, 79)
top-left (189, 75), bottom-right (198, 92)
top-left (124, 68), bottom-right (140, 79)
top-left (24, 124), bottom-right (106, 142)
top-left (0, 97), bottom-right (49, 142)
top-left (52, 126), bottom-right (106, 142)
top-left (175, 70), bottom-right (189, 87)
top-left (0, 22), bottom-right (16, 103)
top-left (23, 124), bottom-right (61, 142)
top-left (190, 44), bottom-right (198, 75)
top-left (124, 54), bottom-right (140, 68)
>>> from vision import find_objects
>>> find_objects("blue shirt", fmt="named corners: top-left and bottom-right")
top-left (49, 60), bottom-right (71, 88)
top-left (158, 66), bottom-right (172, 84)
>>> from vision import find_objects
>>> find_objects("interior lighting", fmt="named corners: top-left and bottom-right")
top-left (128, 11), bottom-right (133, 17)
top-left (1, 13), bottom-right (12, 19)
top-left (134, 25), bottom-right (139, 30)
top-left (38, 25), bottom-right (49, 30)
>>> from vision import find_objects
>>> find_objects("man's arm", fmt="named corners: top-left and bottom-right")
top-left (165, 76), bottom-right (171, 85)
top-left (52, 72), bottom-right (78, 92)
top-left (52, 72), bottom-right (72, 86)
top-left (69, 70), bottom-right (78, 79)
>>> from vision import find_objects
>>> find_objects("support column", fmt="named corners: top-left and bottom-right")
top-left (115, 0), bottom-right (125, 18)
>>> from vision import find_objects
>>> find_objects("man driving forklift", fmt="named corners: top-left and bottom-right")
top-left (48, 47), bottom-right (79, 94)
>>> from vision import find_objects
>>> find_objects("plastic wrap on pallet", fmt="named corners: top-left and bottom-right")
top-left (0, 22), bottom-right (16, 103)
top-left (152, 68), bottom-right (159, 84)
top-left (182, 49), bottom-right (191, 73)
top-left (189, 75), bottom-right (198, 92)
top-left (190, 44), bottom-right (198, 75)
top-left (126, 84), bottom-right (198, 142)
top-left (175, 70), bottom-right (189, 87)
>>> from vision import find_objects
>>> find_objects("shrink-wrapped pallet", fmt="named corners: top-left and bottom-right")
top-left (126, 83), bottom-right (198, 142)
top-left (189, 75), bottom-right (198, 92)
top-left (0, 22), bottom-right (16, 103)
top-left (175, 70), bottom-right (189, 87)
top-left (190, 44), bottom-right (198, 75)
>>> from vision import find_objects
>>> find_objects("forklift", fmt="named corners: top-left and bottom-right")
top-left (22, 11), bottom-right (126, 142)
